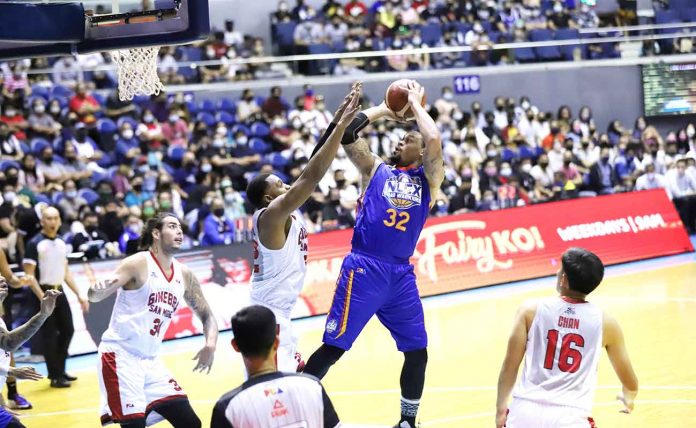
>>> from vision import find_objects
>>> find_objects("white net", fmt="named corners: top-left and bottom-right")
top-left (111, 46), bottom-right (164, 101)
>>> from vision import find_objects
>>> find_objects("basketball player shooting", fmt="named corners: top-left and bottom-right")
top-left (496, 247), bottom-right (639, 428)
top-left (88, 213), bottom-right (218, 428)
top-left (303, 80), bottom-right (444, 428)
top-left (244, 82), bottom-right (362, 373)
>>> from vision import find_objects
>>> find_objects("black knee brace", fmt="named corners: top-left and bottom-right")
top-left (302, 344), bottom-right (345, 380)
top-left (401, 348), bottom-right (428, 400)
top-left (153, 399), bottom-right (201, 428)
top-left (119, 420), bottom-right (146, 428)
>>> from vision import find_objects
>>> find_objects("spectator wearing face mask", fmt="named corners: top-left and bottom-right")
top-left (221, 181), bottom-right (247, 221)
top-left (36, 146), bottom-right (70, 185)
top-left (56, 180), bottom-right (87, 223)
top-left (136, 109), bottom-right (165, 150)
top-left (478, 189), bottom-right (500, 211)
top-left (635, 163), bottom-right (669, 195)
top-left (200, 197), bottom-right (236, 246)
top-left (161, 111), bottom-right (189, 147)
top-left (200, 43), bottom-right (229, 84)
top-left (18, 154), bottom-right (45, 194)
top-left (68, 83), bottom-right (101, 125)
top-left (104, 88), bottom-right (137, 120)
top-left (61, 143), bottom-right (92, 186)
top-left (72, 211), bottom-right (109, 259)
top-left (28, 99), bottom-right (61, 140)
top-left (588, 148), bottom-right (621, 195)
top-left (0, 123), bottom-right (23, 162)
top-left (614, 145), bottom-right (639, 181)
top-left (449, 177), bottom-right (478, 214)
top-left (51, 57), bottom-right (83, 89)
top-left (124, 176), bottom-right (150, 208)
top-left (262, 87), bottom-right (290, 121)
top-left (118, 215), bottom-right (143, 255)
top-left (236, 89), bottom-right (261, 123)
top-left (69, 122), bottom-right (103, 165)
top-left (0, 105), bottom-right (27, 141)
top-left (529, 153), bottom-right (554, 201)
top-left (114, 123), bottom-right (140, 165)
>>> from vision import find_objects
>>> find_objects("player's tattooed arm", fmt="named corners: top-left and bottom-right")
top-left (184, 267), bottom-right (218, 373)
top-left (344, 137), bottom-right (381, 188)
top-left (405, 81), bottom-right (444, 203)
top-left (0, 290), bottom-right (59, 352)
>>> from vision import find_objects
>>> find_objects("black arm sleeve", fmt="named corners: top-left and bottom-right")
top-left (340, 112), bottom-right (369, 146)
top-left (321, 384), bottom-right (340, 428)
top-left (309, 122), bottom-right (336, 159)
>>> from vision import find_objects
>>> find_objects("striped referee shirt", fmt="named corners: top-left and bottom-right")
top-left (211, 372), bottom-right (340, 428)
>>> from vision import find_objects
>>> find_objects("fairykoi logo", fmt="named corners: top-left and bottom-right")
top-left (382, 173), bottom-right (422, 209)
top-left (413, 221), bottom-right (546, 281)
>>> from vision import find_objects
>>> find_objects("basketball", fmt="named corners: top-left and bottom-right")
top-left (384, 79), bottom-right (427, 119)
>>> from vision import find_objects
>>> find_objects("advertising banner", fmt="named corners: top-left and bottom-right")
top-left (67, 189), bottom-right (693, 355)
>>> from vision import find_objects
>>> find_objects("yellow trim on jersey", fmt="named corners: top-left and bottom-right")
top-left (335, 269), bottom-right (354, 339)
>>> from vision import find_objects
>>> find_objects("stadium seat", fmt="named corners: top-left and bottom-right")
top-left (420, 23), bottom-right (443, 46)
top-left (52, 192), bottom-right (64, 204)
top-left (218, 98), bottom-right (237, 114)
top-left (132, 95), bottom-right (150, 107)
top-left (35, 194), bottom-right (51, 204)
top-left (51, 84), bottom-right (72, 98)
top-left (19, 142), bottom-right (29, 155)
top-left (52, 96), bottom-right (69, 109)
top-left (250, 122), bottom-right (270, 138)
top-left (250, 137), bottom-right (270, 154)
top-left (116, 116), bottom-right (138, 129)
top-left (274, 22), bottom-right (297, 51)
top-left (216, 111), bottom-right (236, 126)
top-left (97, 118), bottom-right (118, 135)
top-left (685, 8), bottom-right (696, 23)
top-left (514, 47), bottom-right (537, 63)
top-left (231, 123), bottom-right (251, 136)
top-left (30, 138), bottom-right (50, 155)
top-left (0, 160), bottom-right (20, 171)
top-left (307, 43), bottom-right (334, 75)
top-left (655, 10), bottom-right (680, 33)
top-left (177, 64), bottom-right (199, 83)
top-left (530, 30), bottom-right (562, 61)
top-left (78, 188), bottom-right (99, 205)
top-left (31, 85), bottom-right (50, 99)
top-left (168, 146), bottom-right (186, 161)
top-left (92, 92), bottom-right (106, 105)
top-left (199, 99), bottom-right (216, 114)
top-left (555, 28), bottom-right (584, 60)
top-left (196, 112), bottom-right (216, 127)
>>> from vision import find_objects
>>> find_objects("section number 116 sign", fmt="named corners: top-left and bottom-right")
top-left (453, 75), bottom-right (481, 94)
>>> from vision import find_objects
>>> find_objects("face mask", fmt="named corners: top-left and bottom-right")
top-left (143, 207), bottom-right (155, 218)
top-left (159, 200), bottom-right (172, 210)
top-left (66, 190), bottom-right (77, 199)
top-left (213, 138), bottom-right (225, 148)
top-left (224, 194), bottom-right (236, 204)
top-left (453, 111), bottom-right (463, 121)
top-left (521, 164), bottom-right (532, 173)
top-left (539, 161), bottom-right (549, 168)
top-left (201, 164), bottom-right (213, 173)
top-left (213, 208), bottom-right (225, 217)
top-left (601, 156), bottom-right (610, 163)
top-left (496, 104), bottom-right (504, 111)
top-left (122, 129), bottom-right (134, 139)
top-left (292, 119), bottom-right (302, 129)
top-left (461, 168), bottom-right (473, 177)
top-left (34, 105), bottom-right (45, 114)
top-left (485, 167), bottom-right (497, 176)
top-left (43, 155), bottom-right (53, 164)
top-left (647, 172), bottom-right (655, 180)
top-left (206, 50), bottom-right (215, 58)
top-left (169, 115), bottom-right (180, 122)
top-left (216, 126), bottom-right (228, 136)
top-left (144, 115), bottom-right (154, 123)
top-left (2, 192), bottom-right (15, 204)
top-left (272, 118), bottom-right (286, 128)
top-left (4, 110), bottom-right (16, 118)
top-left (443, 92), bottom-right (453, 101)
top-left (221, 179), bottom-right (232, 188)
top-left (336, 179), bottom-right (346, 188)
top-left (412, 37), bottom-right (422, 45)
top-left (50, 105), bottom-right (61, 114)
top-left (688, 128), bottom-right (695, 138)
top-left (133, 184), bottom-right (143, 192)
top-left (129, 223), bottom-right (142, 234)
top-left (393, 41), bottom-right (403, 49)
top-left (487, 150), bottom-right (497, 157)
top-left (237, 136), bottom-right (248, 144)
top-left (554, 4), bottom-right (563, 13)
top-left (500, 167), bottom-right (512, 177)
top-left (483, 195), bottom-right (495, 202)
top-left (581, 4), bottom-right (589, 12)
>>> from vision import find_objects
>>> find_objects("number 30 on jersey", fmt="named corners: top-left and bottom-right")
top-left (383, 208), bottom-right (410, 232)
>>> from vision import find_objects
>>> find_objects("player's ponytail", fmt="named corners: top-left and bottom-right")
top-left (139, 212), bottom-right (177, 251)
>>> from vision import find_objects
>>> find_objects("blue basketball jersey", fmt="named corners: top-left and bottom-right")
top-left (351, 163), bottom-right (431, 263)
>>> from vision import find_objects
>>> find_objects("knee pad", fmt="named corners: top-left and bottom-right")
top-left (404, 348), bottom-right (428, 368)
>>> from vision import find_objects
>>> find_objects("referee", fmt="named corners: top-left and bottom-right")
top-left (22, 206), bottom-right (88, 388)
top-left (211, 305), bottom-right (340, 428)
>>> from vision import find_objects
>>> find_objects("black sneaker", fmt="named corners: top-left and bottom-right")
top-left (62, 373), bottom-right (78, 382)
top-left (392, 422), bottom-right (416, 428)
top-left (50, 378), bottom-right (71, 388)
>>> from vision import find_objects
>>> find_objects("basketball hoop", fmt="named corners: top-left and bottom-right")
top-left (111, 46), bottom-right (164, 101)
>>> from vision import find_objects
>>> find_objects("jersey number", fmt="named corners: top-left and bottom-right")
top-left (169, 378), bottom-right (183, 392)
top-left (150, 318), bottom-right (163, 337)
top-left (383, 208), bottom-right (410, 232)
top-left (543, 329), bottom-right (584, 373)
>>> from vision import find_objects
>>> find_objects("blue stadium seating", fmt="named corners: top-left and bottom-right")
top-left (250, 137), bottom-right (270, 154)
top-left (196, 112), bottom-right (216, 127)
top-left (218, 98), bottom-right (237, 114)
top-left (250, 121), bottom-right (270, 138)
top-left (420, 23), bottom-right (443, 46)
top-left (231, 123), bottom-right (251, 136)
top-left (78, 188), bottom-right (99, 205)
top-left (216, 111), bottom-right (235, 126)
top-left (274, 22), bottom-right (297, 50)
top-left (30, 138), bottom-right (50, 155)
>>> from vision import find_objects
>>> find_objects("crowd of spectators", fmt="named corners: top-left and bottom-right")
top-left (272, 0), bottom-right (696, 74)
top-left (1, 67), bottom-right (695, 269)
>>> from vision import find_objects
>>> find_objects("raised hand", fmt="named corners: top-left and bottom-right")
top-left (333, 81), bottom-right (361, 120)
top-left (335, 84), bottom-right (362, 129)
top-left (405, 80), bottom-right (425, 107)
top-left (192, 345), bottom-right (215, 374)
top-left (9, 366), bottom-right (43, 381)
top-left (39, 290), bottom-right (61, 317)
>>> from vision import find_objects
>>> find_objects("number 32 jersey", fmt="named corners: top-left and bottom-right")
top-left (100, 251), bottom-right (186, 358)
top-left (351, 163), bottom-right (431, 263)
top-left (514, 296), bottom-right (603, 413)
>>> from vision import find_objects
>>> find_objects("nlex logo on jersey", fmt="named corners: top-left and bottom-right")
top-left (382, 172), bottom-right (423, 209)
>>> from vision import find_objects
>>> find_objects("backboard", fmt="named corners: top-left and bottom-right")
top-left (0, 0), bottom-right (210, 60)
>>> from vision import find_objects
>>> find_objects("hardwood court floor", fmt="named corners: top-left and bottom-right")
top-left (13, 255), bottom-right (696, 427)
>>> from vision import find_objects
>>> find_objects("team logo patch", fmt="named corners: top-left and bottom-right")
top-left (326, 319), bottom-right (338, 334)
top-left (564, 307), bottom-right (576, 315)
top-left (264, 387), bottom-right (284, 397)
top-left (382, 173), bottom-right (422, 209)
top-left (271, 399), bottom-right (288, 418)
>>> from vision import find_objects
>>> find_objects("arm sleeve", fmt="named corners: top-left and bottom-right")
top-left (210, 401), bottom-right (234, 428)
top-left (23, 239), bottom-right (38, 265)
top-left (309, 122), bottom-right (336, 159)
top-left (321, 384), bottom-right (340, 428)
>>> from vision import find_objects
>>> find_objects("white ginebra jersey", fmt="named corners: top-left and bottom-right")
top-left (513, 296), bottom-right (603, 413)
top-left (0, 319), bottom-right (11, 386)
top-left (250, 209), bottom-right (308, 318)
top-left (100, 251), bottom-right (186, 358)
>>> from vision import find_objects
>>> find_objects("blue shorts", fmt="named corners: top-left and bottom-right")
top-left (322, 252), bottom-right (427, 352)
top-left (0, 406), bottom-right (15, 428)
